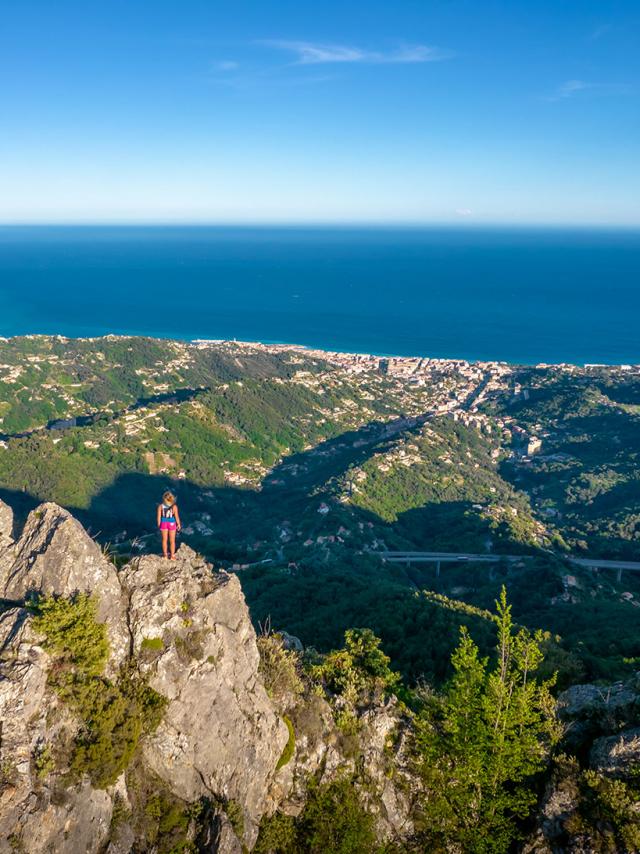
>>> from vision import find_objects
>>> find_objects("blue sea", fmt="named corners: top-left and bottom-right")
top-left (0, 226), bottom-right (639, 365)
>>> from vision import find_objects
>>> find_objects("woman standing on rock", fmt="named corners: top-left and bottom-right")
top-left (157, 490), bottom-right (181, 560)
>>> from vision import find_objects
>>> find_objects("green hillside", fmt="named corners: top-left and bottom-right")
top-left (0, 336), bottom-right (638, 686)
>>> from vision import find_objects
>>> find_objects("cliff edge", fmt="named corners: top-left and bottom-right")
top-left (0, 501), bottom-right (288, 853)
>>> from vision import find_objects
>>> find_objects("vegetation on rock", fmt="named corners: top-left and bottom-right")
top-left (32, 593), bottom-right (166, 788)
top-left (255, 777), bottom-right (378, 854)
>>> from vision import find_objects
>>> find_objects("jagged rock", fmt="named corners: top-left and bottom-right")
top-left (557, 677), bottom-right (640, 753)
top-left (0, 501), bottom-right (14, 578)
top-left (8, 780), bottom-right (112, 854)
top-left (120, 546), bottom-right (289, 848)
top-left (1, 504), bottom-right (417, 853)
top-left (0, 608), bottom-right (50, 840)
top-left (0, 608), bottom-right (113, 854)
top-left (358, 698), bottom-right (415, 841)
top-left (590, 727), bottom-right (640, 777)
top-left (521, 757), bottom-right (588, 854)
top-left (272, 687), bottom-right (415, 844)
top-left (0, 509), bottom-right (293, 852)
top-left (525, 677), bottom-right (640, 854)
top-left (0, 503), bottom-right (129, 669)
top-left (211, 813), bottom-right (245, 854)
top-left (274, 692), bottom-right (345, 816)
top-left (0, 500), bottom-right (13, 545)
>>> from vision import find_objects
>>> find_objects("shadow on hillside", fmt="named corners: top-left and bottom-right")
top-left (69, 413), bottom-right (434, 543)
top-left (392, 501), bottom-right (538, 556)
top-left (392, 501), bottom-right (497, 553)
top-left (0, 412), bottom-right (546, 567)
top-left (0, 487), bottom-right (40, 538)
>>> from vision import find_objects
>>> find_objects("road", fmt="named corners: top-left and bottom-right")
top-left (379, 550), bottom-right (640, 578)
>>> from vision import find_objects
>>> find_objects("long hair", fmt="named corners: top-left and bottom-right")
top-left (162, 490), bottom-right (176, 506)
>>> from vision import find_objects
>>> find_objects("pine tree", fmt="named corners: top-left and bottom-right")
top-left (415, 587), bottom-right (560, 853)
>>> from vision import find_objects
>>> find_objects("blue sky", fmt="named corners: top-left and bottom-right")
top-left (0, 0), bottom-right (638, 225)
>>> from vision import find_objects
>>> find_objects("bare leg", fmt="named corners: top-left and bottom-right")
top-left (169, 529), bottom-right (177, 559)
top-left (161, 529), bottom-right (168, 558)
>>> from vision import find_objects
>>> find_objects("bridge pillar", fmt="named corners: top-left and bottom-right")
top-left (617, 567), bottom-right (623, 583)
top-left (436, 560), bottom-right (440, 578)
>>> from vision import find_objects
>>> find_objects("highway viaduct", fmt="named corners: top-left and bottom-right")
top-left (379, 551), bottom-right (640, 583)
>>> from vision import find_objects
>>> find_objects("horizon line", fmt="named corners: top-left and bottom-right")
top-left (1, 220), bottom-right (640, 231)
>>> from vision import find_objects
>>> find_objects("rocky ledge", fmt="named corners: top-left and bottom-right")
top-left (0, 501), bottom-right (289, 852)
top-left (0, 502), bottom-right (414, 853)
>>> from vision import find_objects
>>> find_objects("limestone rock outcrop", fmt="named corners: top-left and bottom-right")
top-left (121, 548), bottom-right (288, 847)
top-left (0, 503), bottom-right (288, 853)
top-left (590, 726), bottom-right (640, 777)
top-left (0, 501), bottom-right (13, 546)
top-left (0, 502), bottom-right (129, 668)
top-left (267, 671), bottom-right (416, 843)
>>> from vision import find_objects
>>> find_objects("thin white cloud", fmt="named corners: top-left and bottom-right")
top-left (589, 24), bottom-right (612, 42)
top-left (456, 208), bottom-right (473, 217)
top-left (558, 79), bottom-right (590, 97)
top-left (260, 40), bottom-right (452, 65)
top-left (214, 60), bottom-right (240, 71)
top-left (545, 79), bottom-right (591, 102)
top-left (544, 79), bottom-right (632, 102)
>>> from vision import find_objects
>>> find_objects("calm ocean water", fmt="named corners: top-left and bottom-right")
top-left (0, 226), bottom-right (638, 365)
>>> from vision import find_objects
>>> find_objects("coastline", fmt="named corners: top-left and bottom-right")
top-left (2, 331), bottom-right (638, 371)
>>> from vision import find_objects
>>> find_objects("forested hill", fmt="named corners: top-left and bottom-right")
top-left (1, 334), bottom-right (640, 850)
top-left (0, 335), bottom-right (639, 688)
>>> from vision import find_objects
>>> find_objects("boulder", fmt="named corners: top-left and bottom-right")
top-left (279, 630), bottom-right (304, 653)
top-left (557, 681), bottom-right (637, 720)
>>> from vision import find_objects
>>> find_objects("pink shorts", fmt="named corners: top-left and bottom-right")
top-left (159, 521), bottom-right (177, 531)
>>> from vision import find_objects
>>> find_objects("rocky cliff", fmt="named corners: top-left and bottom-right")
top-left (0, 501), bottom-right (290, 852)
top-left (0, 502), bottom-right (414, 853)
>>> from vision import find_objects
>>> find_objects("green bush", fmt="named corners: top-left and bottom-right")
top-left (253, 812), bottom-right (296, 854)
top-left (568, 769), bottom-right (640, 851)
top-left (295, 778), bottom-right (378, 854)
top-left (123, 761), bottom-right (203, 853)
top-left (254, 778), bottom-right (377, 854)
top-left (254, 812), bottom-right (296, 854)
top-left (32, 594), bottom-right (166, 788)
top-left (310, 628), bottom-right (400, 705)
top-left (257, 634), bottom-right (304, 701)
top-left (33, 743), bottom-right (55, 780)
top-left (32, 592), bottom-right (109, 678)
